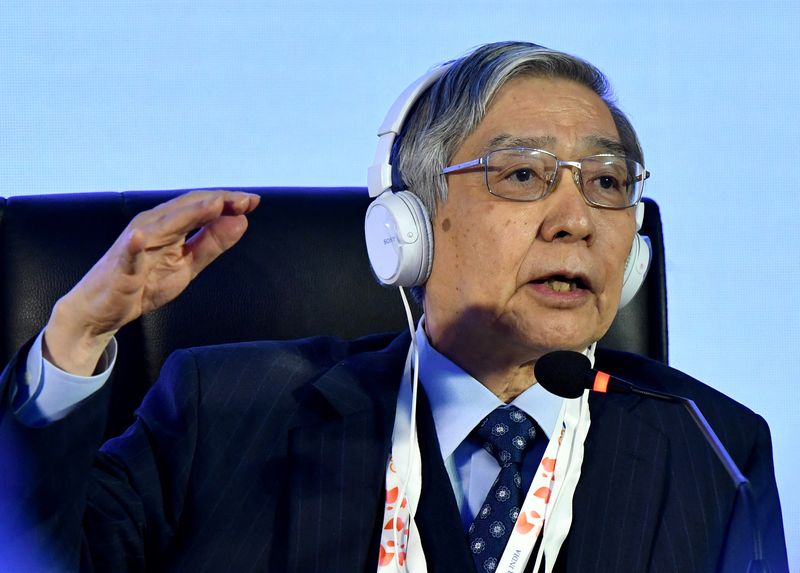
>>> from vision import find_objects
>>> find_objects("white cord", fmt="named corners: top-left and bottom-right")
top-left (392, 286), bottom-right (420, 565)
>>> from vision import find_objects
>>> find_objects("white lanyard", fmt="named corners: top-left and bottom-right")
top-left (499, 390), bottom-right (592, 573)
top-left (377, 345), bottom-right (593, 573)
top-left (378, 349), bottom-right (427, 571)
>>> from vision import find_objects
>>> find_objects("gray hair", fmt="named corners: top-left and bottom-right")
top-left (392, 41), bottom-right (644, 218)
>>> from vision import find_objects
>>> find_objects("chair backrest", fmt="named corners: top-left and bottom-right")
top-left (0, 188), bottom-right (668, 437)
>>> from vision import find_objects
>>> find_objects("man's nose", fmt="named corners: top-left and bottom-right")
top-left (538, 166), bottom-right (595, 243)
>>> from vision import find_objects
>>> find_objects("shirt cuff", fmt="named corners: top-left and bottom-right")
top-left (14, 329), bottom-right (117, 426)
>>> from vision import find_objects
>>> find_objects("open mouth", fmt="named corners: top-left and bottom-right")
top-left (532, 275), bottom-right (589, 293)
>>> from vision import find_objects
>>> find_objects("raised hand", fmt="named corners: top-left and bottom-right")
top-left (43, 190), bottom-right (261, 375)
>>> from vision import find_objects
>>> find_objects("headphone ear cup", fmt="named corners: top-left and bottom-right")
top-left (619, 233), bottom-right (652, 309)
top-left (364, 190), bottom-right (433, 287)
top-left (398, 191), bottom-right (434, 284)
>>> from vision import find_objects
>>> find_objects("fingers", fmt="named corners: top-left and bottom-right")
top-left (131, 190), bottom-right (260, 248)
top-left (162, 189), bottom-right (260, 214)
top-left (221, 192), bottom-right (260, 216)
top-left (184, 214), bottom-right (249, 275)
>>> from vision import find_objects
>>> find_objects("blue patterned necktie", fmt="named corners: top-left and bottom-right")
top-left (467, 406), bottom-right (542, 573)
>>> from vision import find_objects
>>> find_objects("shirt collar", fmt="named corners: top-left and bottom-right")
top-left (416, 319), bottom-right (567, 460)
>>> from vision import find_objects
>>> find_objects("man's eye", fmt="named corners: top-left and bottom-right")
top-left (596, 175), bottom-right (621, 190)
top-left (509, 168), bottom-right (535, 183)
top-left (500, 164), bottom-right (544, 185)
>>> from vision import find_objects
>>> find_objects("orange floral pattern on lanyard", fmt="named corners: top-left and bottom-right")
top-left (513, 429), bottom-right (561, 541)
top-left (378, 458), bottom-right (410, 569)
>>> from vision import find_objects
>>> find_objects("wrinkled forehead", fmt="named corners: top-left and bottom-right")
top-left (453, 76), bottom-right (624, 161)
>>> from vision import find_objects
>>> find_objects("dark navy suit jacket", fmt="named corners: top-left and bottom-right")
top-left (0, 332), bottom-right (789, 572)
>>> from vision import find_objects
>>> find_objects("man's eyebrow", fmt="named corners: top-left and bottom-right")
top-left (484, 134), bottom-right (627, 156)
top-left (485, 134), bottom-right (556, 152)
top-left (583, 135), bottom-right (627, 156)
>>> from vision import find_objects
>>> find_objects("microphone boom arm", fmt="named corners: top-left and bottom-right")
top-left (626, 384), bottom-right (747, 487)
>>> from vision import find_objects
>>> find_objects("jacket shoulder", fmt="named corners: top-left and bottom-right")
top-left (180, 332), bottom-right (402, 377)
top-left (150, 332), bottom-right (406, 415)
top-left (594, 348), bottom-right (764, 425)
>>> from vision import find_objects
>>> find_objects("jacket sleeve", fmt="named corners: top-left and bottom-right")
top-left (0, 338), bottom-right (111, 571)
top-left (716, 414), bottom-right (789, 573)
top-left (0, 345), bottom-right (202, 573)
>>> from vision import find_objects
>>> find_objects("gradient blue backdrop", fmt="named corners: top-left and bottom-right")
top-left (2, 0), bottom-right (798, 568)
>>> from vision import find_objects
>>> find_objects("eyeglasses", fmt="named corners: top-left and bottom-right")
top-left (441, 147), bottom-right (649, 209)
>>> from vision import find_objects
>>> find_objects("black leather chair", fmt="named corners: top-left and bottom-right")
top-left (0, 188), bottom-right (668, 438)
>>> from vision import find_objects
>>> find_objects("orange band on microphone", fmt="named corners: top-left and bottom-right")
top-left (593, 371), bottom-right (610, 393)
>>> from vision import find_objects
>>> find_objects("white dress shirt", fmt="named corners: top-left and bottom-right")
top-left (415, 322), bottom-right (563, 529)
top-left (14, 330), bottom-right (116, 425)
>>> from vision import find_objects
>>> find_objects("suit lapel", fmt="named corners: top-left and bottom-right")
top-left (413, 388), bottom-right (476, 573)
top-left (281, 332), bottom-right (476, 573)
top-left (283, 333), bottom-right (409, 573)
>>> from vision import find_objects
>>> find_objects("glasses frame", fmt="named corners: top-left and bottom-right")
top-left (441, 147), bottom-right (650, 209)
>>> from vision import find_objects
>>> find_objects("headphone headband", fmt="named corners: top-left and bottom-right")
top-left (367, 62), bottom-right (454, 198)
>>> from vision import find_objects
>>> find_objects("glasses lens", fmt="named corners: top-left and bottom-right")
top-left (486, 149), bottom-right (555, 201)
top-left (580, 156), bottom-right (643, 208)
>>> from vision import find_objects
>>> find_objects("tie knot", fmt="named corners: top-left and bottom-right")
top-left (472, 406), bottom-right (537, 466)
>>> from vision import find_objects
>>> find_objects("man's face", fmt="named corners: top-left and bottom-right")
top-left (423, 76), bottom-right (636, 370)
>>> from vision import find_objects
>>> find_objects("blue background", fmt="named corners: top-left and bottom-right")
top-left (2, 1), bottom-right (798, 567)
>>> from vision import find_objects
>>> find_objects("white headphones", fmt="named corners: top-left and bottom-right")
top-left (365, 62), bottom-right (652, 308)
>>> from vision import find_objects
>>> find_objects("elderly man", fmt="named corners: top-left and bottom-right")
top-left (0, 42), bottom-right (788, 572)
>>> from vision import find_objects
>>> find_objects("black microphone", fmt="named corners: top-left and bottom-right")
top-left (534, 350), bottom-right (769, 573)
top-left (535, 350), bottom-right (684, 402)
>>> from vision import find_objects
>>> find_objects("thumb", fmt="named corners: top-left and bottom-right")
top-left (116, 228), bottom-right (147, 276)
top-left (185, 215), bottom-right (249, 275)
